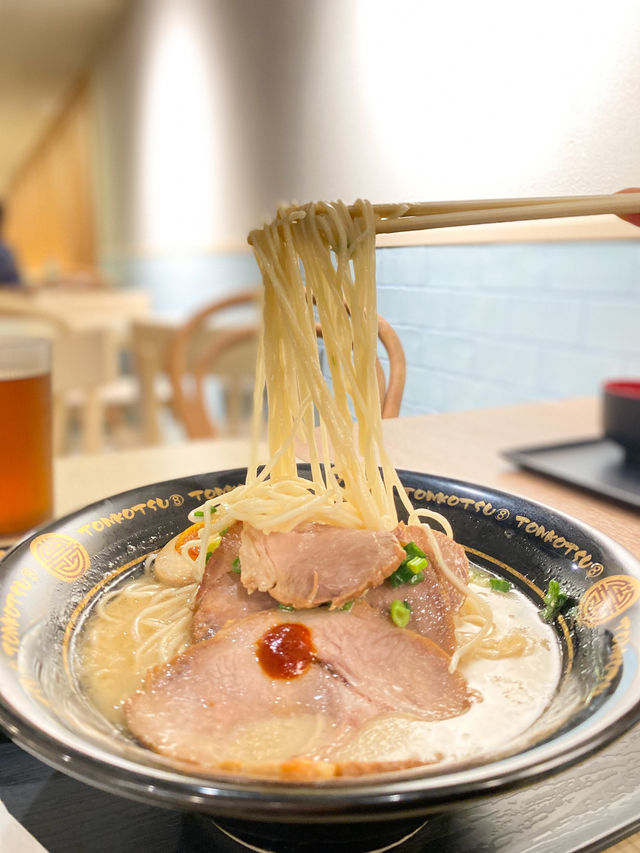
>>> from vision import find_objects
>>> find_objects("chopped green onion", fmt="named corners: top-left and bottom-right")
top-left (193, 505), bottom-right (216, 518)
top-left (387, 542), bottom-right (430, 588)
top-left (403, 541), bottom-right (427, 560)
top-left (390, 599), bottom-right (411, 628)
top-left (231, 557), bottom-right (241, 574)
top-left (489, 578), bottom-right (512, 593)
top-left (405, 555), bottom-right (428, 574)
top-left (541, 579), bottom-right (569, 622)
top-left (389, 564), bottom-right (419, 587)
top-left (278, 603), bottom-right (296, 611)
top-left (325, 599), bottom-right (354, 610)
top-left (388, 564), bottom-right (413, 587)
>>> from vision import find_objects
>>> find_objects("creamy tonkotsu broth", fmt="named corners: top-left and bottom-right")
top-left (78, 563), bottom-right (560, 769)
top-left (79, 571), bottom-right (197, 725)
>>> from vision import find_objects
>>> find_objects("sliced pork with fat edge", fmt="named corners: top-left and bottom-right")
top-left (125, 603), bottom-right (470, 777)
top-left (239, 522), bottom-right (405, 608)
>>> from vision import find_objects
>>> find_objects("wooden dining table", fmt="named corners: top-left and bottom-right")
top-left (1, 396), bottom-right (640, 853)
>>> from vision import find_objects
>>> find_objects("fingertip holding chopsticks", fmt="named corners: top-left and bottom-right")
top-left (372, 193), bottom-right (640, 234)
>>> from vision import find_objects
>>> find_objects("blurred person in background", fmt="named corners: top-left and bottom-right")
top-left (0, 201), bottom-right (22, 287)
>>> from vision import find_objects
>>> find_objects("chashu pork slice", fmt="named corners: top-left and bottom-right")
top-left (310, 602), bottom-right (469, 719)
top-left (191, 522), bottom-right (273, 642)
top-left (366, 527), bottom-right (470, 653)
top-left (394, 523), bottom-right (469, 611)
top-left (125, 602), bottom-right (470, 778)
top-left (365, 560), bottom-right (456, 653)
top-left (239, 522), bottom-right (405, 609)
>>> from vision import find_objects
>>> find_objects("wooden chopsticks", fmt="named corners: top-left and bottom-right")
top-left (372, 193), bottom-right (640, 234)
top-left (248, 194), bottom-right (640, 245)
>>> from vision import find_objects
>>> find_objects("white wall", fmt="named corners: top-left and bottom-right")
top-left (91, 0), bottom-right (640, 259)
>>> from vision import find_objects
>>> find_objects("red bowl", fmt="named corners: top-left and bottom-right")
top-left (603, 380), bottom-right (640, 465)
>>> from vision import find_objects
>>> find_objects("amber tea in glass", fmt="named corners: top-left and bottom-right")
top-left (0, 338), bottom-right (53, 540)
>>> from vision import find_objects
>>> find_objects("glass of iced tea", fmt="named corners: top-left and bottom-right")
top-left (0, 337), bottom-right (53, 542)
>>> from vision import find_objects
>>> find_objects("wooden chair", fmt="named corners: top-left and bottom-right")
top-left (378, 314), bottom-right (407, 418)
top-left (168, 290), bottom-right (261, 439)
top-left (168, 290), bottom-right (406, 439)
top-left (316, 315), bottom-right (406, 419)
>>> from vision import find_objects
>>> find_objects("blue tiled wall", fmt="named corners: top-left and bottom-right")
top-left (106, 241), bottom-right (640, 417)
top-left (376, 241), bottom-right (640, 416)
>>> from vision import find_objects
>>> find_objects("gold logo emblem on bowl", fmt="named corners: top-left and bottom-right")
top-left (579, 575), bottom-right (640, 628)
top-left (30, 533), bottom-right (91, 582)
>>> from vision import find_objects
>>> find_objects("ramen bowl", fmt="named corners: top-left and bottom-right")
top-left (0, 467), bottom-right (639, 828)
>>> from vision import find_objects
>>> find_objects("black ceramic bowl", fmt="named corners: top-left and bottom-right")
top-left (0, 467), bottom-right (640, 828)
top-left (603, 379), bottom-right (640, 466)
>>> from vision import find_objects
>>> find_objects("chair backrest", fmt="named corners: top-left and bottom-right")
top-left (315, 315), bottom-right (406, 419)
top-left (168, 290), bottom-right (261, 439)
top-left (169, 290), bottom-right (406, 439)
top-left (373, 314), bottom-right (406, 419)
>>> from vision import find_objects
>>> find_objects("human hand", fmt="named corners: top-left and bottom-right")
top-left (616, 187), bottom-right (640, 227)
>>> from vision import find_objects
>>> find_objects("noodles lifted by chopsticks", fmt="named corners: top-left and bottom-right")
top-left (184, 198), bottom-right (518, 668)
top-left (195, 199), bottom-right (411, 543)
